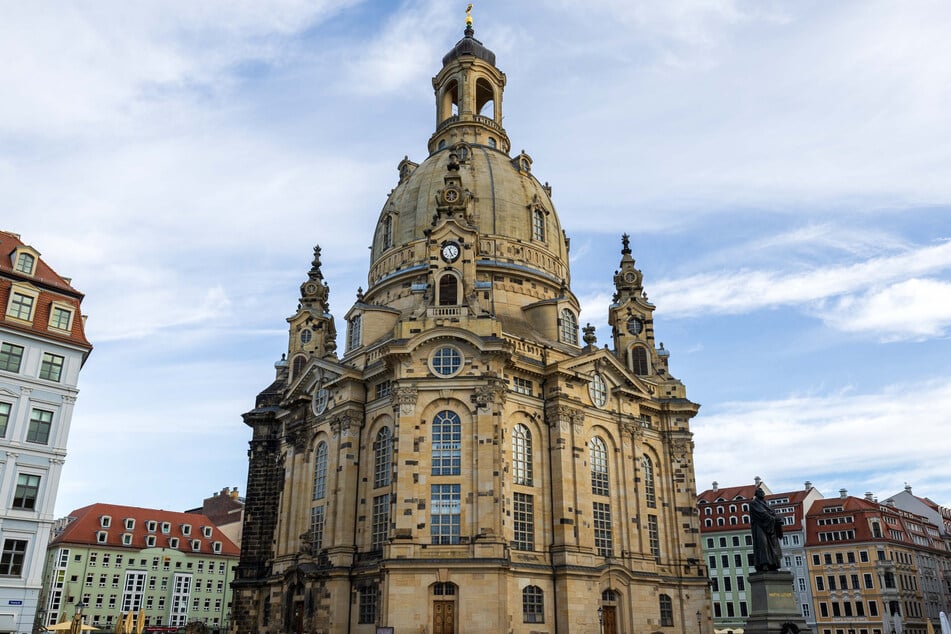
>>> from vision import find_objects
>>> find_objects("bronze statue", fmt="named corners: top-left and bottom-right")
top-left (750, 487), bottom-right (783, 571)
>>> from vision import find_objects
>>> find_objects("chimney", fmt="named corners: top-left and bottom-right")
top-left (904, 483), bottom-right (912, 494)
top-left (804, 481), bottom-right (812, 490)
top-left (231, 487), bottom-right (239, 499)
top-left (865, 492), bottom-right (874, 501)
top-left (754, 476), bottom-right (762, 487)
top-left (839, 488), bottom-right (848, 499)
top-left (712, 481), bottom-right (718, 493)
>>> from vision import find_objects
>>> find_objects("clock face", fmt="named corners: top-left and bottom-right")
top-left (304, 282), bottom-right (318, 294)
top-left (624, 271), bottom-right (636, 283)
top-left (441, 242), bottom-right (460, 262)
top-left (443, 188), bottom-right (460, 204)
top-left (627, 316), bottom-right (643, 335)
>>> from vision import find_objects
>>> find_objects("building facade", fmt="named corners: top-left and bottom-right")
top-left (36, 503), bottom-right (239, 631)
top-left (698, 480), bottom-right (823, 632)
top-left (233, 19), bottom-right (709, 634)
top-left (0, 231), bottom-right (92, 634)
top-left (804, 492), bottom-right (950, 634)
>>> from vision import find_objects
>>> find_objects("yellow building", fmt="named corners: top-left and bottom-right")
top-left (232, 19), bottom-right (708, 634)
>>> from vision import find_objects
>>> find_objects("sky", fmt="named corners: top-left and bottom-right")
top-left (3, 0), bottom-right (950, 518)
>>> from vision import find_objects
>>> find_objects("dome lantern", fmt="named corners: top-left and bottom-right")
top-left (428, 18), bottom-right (510, 155)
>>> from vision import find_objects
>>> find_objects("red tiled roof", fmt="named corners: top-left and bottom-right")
top-left (0, 230), bottom-right (92, 351)
top-left (697, 484), bottom-right (761, 503)
top-left (52, 503), bottom-right (240, 557)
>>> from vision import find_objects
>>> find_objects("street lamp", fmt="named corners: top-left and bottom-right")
top-left (696, 610), bottom-right (702, 634)
top-left (598, 606), bottom-right (604, 634)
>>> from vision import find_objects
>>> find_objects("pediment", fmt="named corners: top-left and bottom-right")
top-left (551, 348), bottom-right (653, 399)
top-left (284, 357), bottom-right (349, 403)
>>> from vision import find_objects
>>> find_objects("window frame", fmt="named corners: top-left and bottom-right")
top-left (6, 286), bottom-right (38, 322)
top-left (431, 411), bottom-right (462, 476)
top-left (589, 437), bottom-right (609, 496)
top-left (0, 343), bottom-right (24, 373)
top-left (313, 442), bottom-right (328, 500)
top-left (512, 424), bottom-right (533, 486)
top-left (48, 302), bottom-right (74, 332)
top-left (522, 585), bottom-right (544, 623)
top-left (0, 539), bottom-right (28, 576)
top-left (12, 473), bottom-right (41, 510)
top-left (39, 352), bottom-right (65, 382)
top-left (27, 408), bottom-right (53, 445)
top-left (429, 346), bottom-right (463, 377)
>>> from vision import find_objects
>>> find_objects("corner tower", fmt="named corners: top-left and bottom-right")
top-left (235, 12), bottom-right (708, 634)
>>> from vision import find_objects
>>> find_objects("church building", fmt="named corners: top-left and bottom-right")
top-left (232, 16), bottom-right (709, 634)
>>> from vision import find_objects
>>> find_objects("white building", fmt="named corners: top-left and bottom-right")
top-left (0, 231), bottom-right (92, 634)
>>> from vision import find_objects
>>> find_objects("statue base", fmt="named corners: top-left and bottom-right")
top-left (744, 570), bottom-right (811, 634)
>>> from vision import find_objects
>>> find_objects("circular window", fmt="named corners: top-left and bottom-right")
top-left (626, 317), bottom-right (643, 335)
top-left (430, 346), bottom-right (463, 377)
top-left (589, 373), bottom-right (607, 408)
top-left (312, 388), bottom-right (329, 415)
top-left (300, 329), bottom-right (313, 344)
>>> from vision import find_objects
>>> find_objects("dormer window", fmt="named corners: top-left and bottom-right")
top-left (347, 315), bottom-right (362, 351)
top-left (202, 526), bottom-right (213, 539)
top-left (5, 285), bottom-right (39, 323)
top-left (532, 208), bottom-right (545, 242)
top-left (100, 516), bottom-right (111, 528)
top-left (124, 518), bottom-right (135, 530)
top-left (161, 522), bottom-right (171, 534)
top-left (14, 252), bottom-right (35, 275)
top-left (97, 531), bottom-right (108, 543)
top-left (146, 520), bottom-right (157, 532)
top-left (212, 541), bottom-right (222, 554)
top-left (48, 303), bottom-right (73, 332)
top-left (191, 539), bottom-right (201, 552)
top-left (169, 537), bottom-right (179, 548)
top-left (122, 533), bottom-right (133, 546)
top-left (146, 535), bottom-right (156, 547)
top-left (181, 524), bottom-right (191, 536)
top-left (559, 309), bottom-right (578, 345)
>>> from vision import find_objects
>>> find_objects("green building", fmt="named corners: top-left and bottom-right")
top-left (36, 503), bottom-right (239, 631)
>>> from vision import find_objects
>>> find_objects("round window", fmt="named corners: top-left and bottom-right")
top-left (312, 388), bottom-right (329, 415)
top-left (430, 346), bottom-right (463, 377)
top-left (589, 373), bottom-right (607, 408)
top-left (300, 329), bottom-right (313, 344)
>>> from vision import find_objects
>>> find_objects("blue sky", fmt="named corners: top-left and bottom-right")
top-left (3, 1), bottom-right (950, 516)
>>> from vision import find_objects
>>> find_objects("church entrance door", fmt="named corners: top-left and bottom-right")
top-left (433, 600), bottom-right (455, 634)
top-left (602, 605), bottom-right (617, 634)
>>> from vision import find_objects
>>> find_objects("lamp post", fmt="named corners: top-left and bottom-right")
top-left (70, 600), bottom-right (85, 634)
top-left (598, 606), bottom-right (604, 634)
top-left (697, 610), bottom-right (702, 634)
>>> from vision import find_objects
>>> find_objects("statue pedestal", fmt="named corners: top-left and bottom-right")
top-left (744, 571), bottom-right (811, 634)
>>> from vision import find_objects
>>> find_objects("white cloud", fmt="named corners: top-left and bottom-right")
top-left (693, 379), bottom-right (951, 503)
top-left (652, 240), bottom-right (951, 330)
top-left (823, 278), bottom-right (951, 341)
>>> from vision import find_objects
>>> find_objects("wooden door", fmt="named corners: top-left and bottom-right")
top-left (602, 606), bottom-right (617, 634)
top-left (433, 601), bottom-right (455, 634)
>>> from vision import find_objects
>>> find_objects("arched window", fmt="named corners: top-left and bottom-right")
top-left (704, 518), bottom-right (712, 527)
top-left (704, 507), bottom-right (712, 516)
top-left (729, 504), bottom-right (737, 513)
top-left (589, 437), bottom-right (609, 496)
top-left (348, 315), bottom-right (362, 351)
top-left (291, 355), bottom-right (306, 380)
top-left (559, 309), bottom-right (578, 345)
top-left (440, 80), bottom-right (459, 123)
top-left (431, 411), bottom-right (461, 476)
top-left (373, 427), bottom-right (391, 488)
top-left (717, 517), bottom-right (725, 526)
top-left (475, 77), bottom-right (495, 120)
top-left (522, 586), bottom-right (544, 624)
top-left (659, 594), bottom-right (674, 626)
top-left (432, 582), bottom-right (456, 596)
top-left (313, 442), bottom-right (328, 500)
top-left (382, 215), bottom-right (393, 250)
top-left (642, 456), bottom-right (656, 508)
top-left (532, 208), bottom-right (545, 242)
top-left (742, 514), bottom-right (750, 523)
top-left (438, 273), bottom-right (459, 306)
top-left (730, 516), bottom-right (738, 525)
top-left (602, 589), bottom-right (618, 602)
top-left (512, 424), bottom-right (533, 486)
top-left (631, 346), bottom-right (649, 375)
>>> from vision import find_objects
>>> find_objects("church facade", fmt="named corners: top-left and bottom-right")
top-left (232, 20), bottom-right (709, 634)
